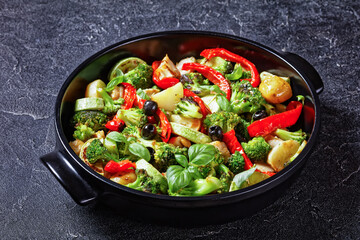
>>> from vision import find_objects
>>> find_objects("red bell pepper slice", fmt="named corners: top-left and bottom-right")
top-left (156, 109), bottom-right (171, 143)
top-left (200, 48), bottom-right (260, 87)
top-left (183, 89), bottom-right (211, 117)
top-left (105, 117), bottom-right (125, 132)
top-left (223, 130), bottom-right (253, 170)
top-left (152, 61), bottom-right (180, 89)
top-left (182, 62), bottom-right (231, 100)
top-left (247, 101), bottom-right (303, 137)
top-left (121, 82), bottom-right (137, 110)
top-left (104, 160), bottom-right (136, 174)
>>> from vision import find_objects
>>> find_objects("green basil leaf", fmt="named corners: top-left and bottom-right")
top-left (188, 144), bottom-right (216, 166)
top-left (128, 143), bottom-right (150, 162)
top-left (106, 131), bottom-right (128, 144)
top-left (166, 165), bottom-right (192, 193)
top-left (136, 88), bottom-right (151, 100)
top-left (105, 75), bottom-right (124, 92)
top-left (225, 64), bottom-right (243, 80)
top-left (216, 94), bottom-right (232, 112)
top-left (232, 165), bottom-right (257, 187)
top-left (175, 154), bottom-right (188, 168)
top-left (187, 165), bottom-right (203, 179)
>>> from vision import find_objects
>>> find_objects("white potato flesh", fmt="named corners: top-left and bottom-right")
top-left (170, 114), bottom-right (201, 131)
top-left (267, 140), bottom-right (300, 172)
top-left (201, 95), bottom-right (220, 113)
top-left (85, 79), bottom-right (106, 98)
top-left (151, 82), bottom-right (183, 111)
top-left (176, 57), bottom-right (196, 75)
top-left (264, 135), bottom-right (284, 148)
top-left (255, 162), bottom-right (275, 173)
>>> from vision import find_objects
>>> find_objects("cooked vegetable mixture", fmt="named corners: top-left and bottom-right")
top-left (69, 48), bottom-right (308, 196)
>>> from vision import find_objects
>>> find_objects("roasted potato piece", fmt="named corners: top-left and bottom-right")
top-left (151, 82), bottom-right (183, 111)
top-left (267, 140), bottom-right (300, 172)
top-left (259, 75), bottom-right (292, 104)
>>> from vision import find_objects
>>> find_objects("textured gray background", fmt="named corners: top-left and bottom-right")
top-left (1, 0), bottom-right (359, 239)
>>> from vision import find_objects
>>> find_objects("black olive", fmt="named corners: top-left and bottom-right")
top-left (252, 110), bottom-right (267, 121)
top-left (208, 125), bottom-right (223, 141)
top-left (143, 100), bottom-right (158, 116)
top-left (147, 147), bottom-right (155, 162)
top-left (141, 123), bottom-right (157, 140)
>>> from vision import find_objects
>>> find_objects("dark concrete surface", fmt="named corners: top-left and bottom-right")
top-left (0, 0), bottom-right (359, 239)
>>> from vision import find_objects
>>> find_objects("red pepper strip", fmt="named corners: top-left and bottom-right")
top-left (152, 61), bottom-right (180, 89)
top-left (121, 83), bottom-right (137, 110)
top-left (104, 160), bottom-right (136, 174)
top-left (182, 63), bottom-right (231, 100)
top-left (156, 109), bottom-right (171, 143)
top-left (247, 101), bottom-right (303, 138)
top-left (105, 118), bottom-right (125, 131)
top-left (223, 130), bottom-right (253, 170)
top-left (183, 89), bottom-right (211, 117)
top-left (200, 48), bottom-right (260, 87)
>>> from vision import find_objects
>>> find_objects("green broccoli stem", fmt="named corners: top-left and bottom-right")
top-left (170, 177), bottom-right (222, 196)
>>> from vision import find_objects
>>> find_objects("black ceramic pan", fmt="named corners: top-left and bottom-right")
top-left (40, 31), bottom-right (323, 225)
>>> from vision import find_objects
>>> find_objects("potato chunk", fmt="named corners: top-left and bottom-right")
top-left (151, 82), bottom-right (183, 111)
top-left (259, 75), bottom-right (292, 104)
top-left (267, 140), bottom-right (300, 172)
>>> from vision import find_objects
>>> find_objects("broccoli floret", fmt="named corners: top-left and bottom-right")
top-left (122, 125), bottom-right (156, 148)
top-left (230, 81), bottom-right (270, 115)
top-left (124, 63), bottom-right (153, 89)
top-left (227, 151), bottom-right (245, 174)
top-left (126, 159), bottom-right (168, 194)
top-left (241, 136), bottom-right (271, 161)
top-left (117, 108), bottom-right (147, 127)
top-left (217, 164), bottom-right (234, 193)
top-left (85, 139), bottom-right (116, 164)
top-left (73, 124), bottom-right (95, 141)
top-left (201, 57), bottom-right (233, 75)
top-left (203, 111), bottom-right (243, 133)
top-left (169, 177), bottom-right (223, 196)
top-left (72, 110), bottom-right (108, 131)
top-left (98, 88), bottom-right (122, 115)
top-left (195, 165), bottom-right (216, 178)
top-left (275, 129), bottom-right (307, 143)
top-left (180, 73), bottom-right (211, 96)
top-left (153, 142), bottom-right (188, 173)
top-left (173, 97), bottom-right (203, 119)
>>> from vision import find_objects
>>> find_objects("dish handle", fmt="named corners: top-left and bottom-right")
top-left (40, 151), bottom-right (100, 205)
top-left (281, 52), bottom-right (324, 94)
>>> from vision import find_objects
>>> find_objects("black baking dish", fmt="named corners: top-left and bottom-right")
top-left (40, 31), bottom-right (323, 225)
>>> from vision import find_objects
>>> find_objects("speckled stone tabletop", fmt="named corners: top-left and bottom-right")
top-left (1, 0), bottom-right (359, 239)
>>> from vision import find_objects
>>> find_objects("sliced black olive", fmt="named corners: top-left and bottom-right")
top-left (208, 125), bottom-right (223, 141)
top-left (252, 110), bottom-right (267, 121)
top-left (143, 100), bottom-right (158, 116)
top-left (141, 123), bottom-right (157, 140)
